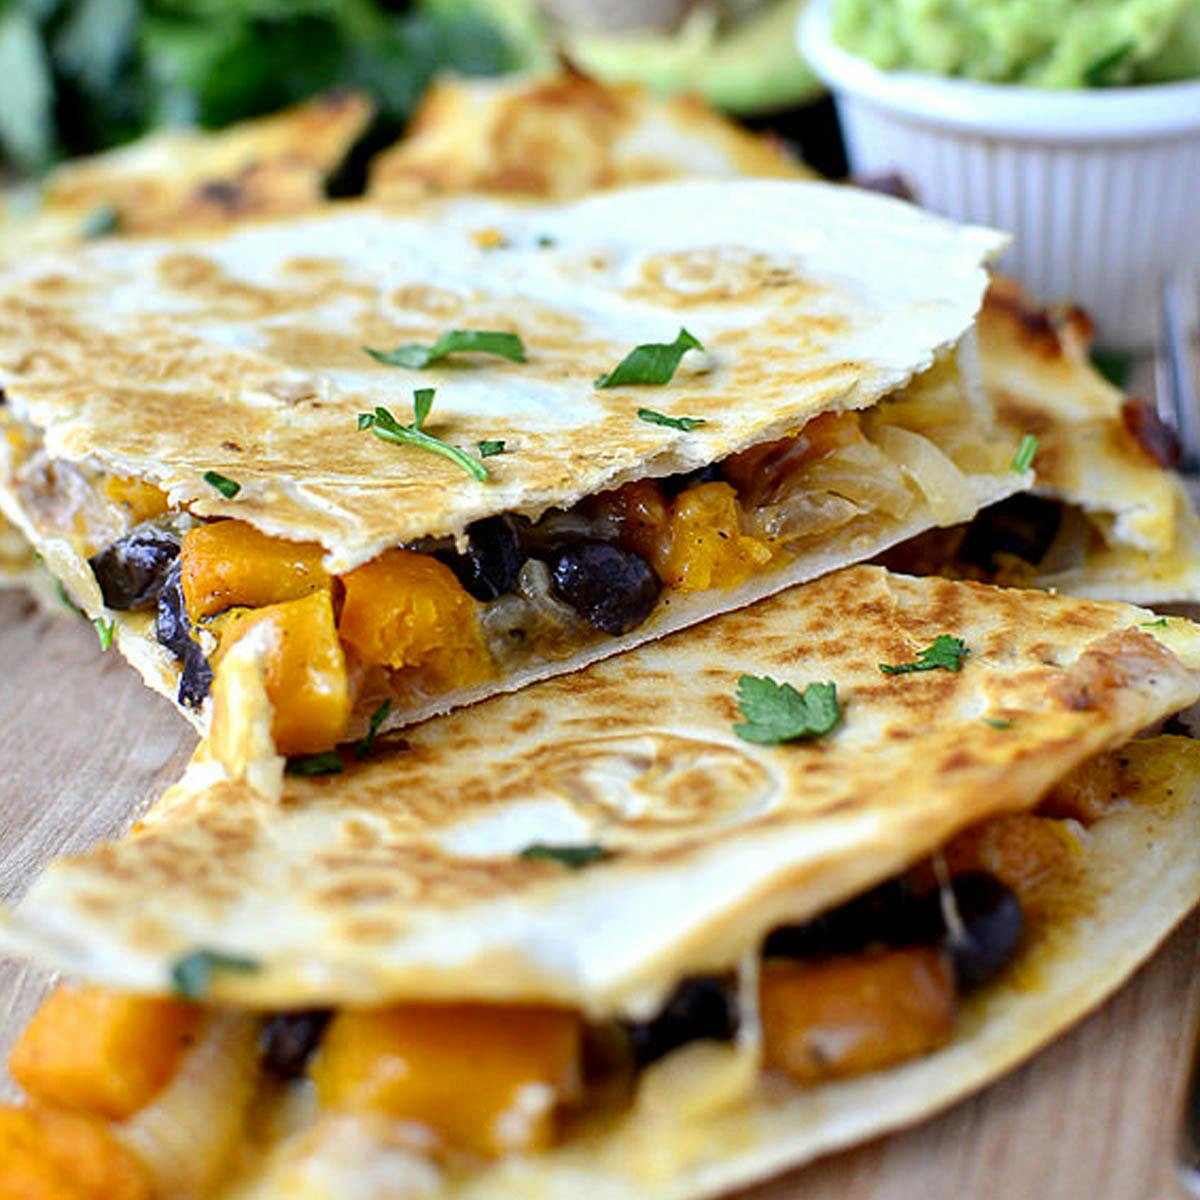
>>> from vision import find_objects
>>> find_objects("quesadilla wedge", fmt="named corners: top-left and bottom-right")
top-left (2, 565), bottom-right (1198, 1199)
top-left (367, 72), bottom-right (810, 204)
top-left (0, 180), bottom-right (1020, 755)
top-left (886, 277), bottom-right (1200, 603)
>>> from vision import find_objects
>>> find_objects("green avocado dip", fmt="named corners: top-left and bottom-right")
top-left (832, 0), bottom-right (1200, 88)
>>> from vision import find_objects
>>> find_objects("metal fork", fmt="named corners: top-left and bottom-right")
top-left (1158, 272), bottom-right (1200, 1197)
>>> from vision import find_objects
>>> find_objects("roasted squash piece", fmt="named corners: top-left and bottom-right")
top-left (217, 590), bottom-right (350, 755)
top-left (942, 811), bottom-right (1081, 902)
top-left (311, 1003), bottom-right (583, 1158)
top-left (180, 520), bottom-right (329, 620)
top-left (338, 549), bottom-right (492, 689)
top-left (103, 476), bottom-right (169, 524)
top-left (1038, 751), bottom-right (1124, 824)
top-left (0, 1105), bottom-right (153, 1200)
top-left (595, 479), bottom-right (671, 570)
top-left (761, 948), bottom-right (956, 1084)
top-left (660, 482), bottom-right (772, 592)
top-left (9, 984), bottom-right (200, 1122)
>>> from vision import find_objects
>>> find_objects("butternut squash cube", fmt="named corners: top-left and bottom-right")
top-left (9, 984), bottom-right (200, 1122)
top-left (311, 1003), bottom-right (582, 1158)
top-left (942, 811), bottom-right (1080, 902)
top-left (338, 549), bottom-right (491, 690)
top-left (180, 520), bottom-right (329, 620)
top-left (103, 477), bottom-right (169, 524)
top-left (0, 1105), bottom-right (153, 1200)
top-left (218, 590), bottom-right (350, 755)
top-left (660, 482), bottom-right (773, 592)
top-left (761, 948), bottom-right (956, 1085)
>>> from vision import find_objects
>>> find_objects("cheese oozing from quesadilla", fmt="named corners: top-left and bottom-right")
top-left (0, 181), bottom-right (1019, 754)
top-left (2, 567), bottom-right (1198, 1198)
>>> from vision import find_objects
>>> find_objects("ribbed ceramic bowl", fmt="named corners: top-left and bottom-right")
top-left (799, 0), bottom-right (1200, 349)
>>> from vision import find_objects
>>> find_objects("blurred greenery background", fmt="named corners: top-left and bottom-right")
top-left (0, 0), bottom-right (517, 173)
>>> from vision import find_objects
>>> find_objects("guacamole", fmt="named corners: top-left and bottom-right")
top-left (832, 0), bottom-right (1200, 87)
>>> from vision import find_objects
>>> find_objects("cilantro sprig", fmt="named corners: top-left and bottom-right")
top-left (365, 330), bottom-right (526, 370)
top-left (93, 617), bottom-right (115, 651)
top-left (203, 470), bottom-right (241, 499)
top-left (170, 948), bottom-right (259, 999)
top-left (477, 439), bottom-right (506, 458)
top-left (595, 328), bottom-right (703, 389)
top-left (286, 751), bottom-right (344, 777)
top-left (1011, 434), bottom-right (1039, 474)
top-left (355, 700), bottom-right (392, 760)
top-left (880, 635), bottom-right (970, 676)
top-left (519, 843), bottom-right (610, 869)
top-left (358, 388), bottom-right (489, 482)
top-left (733, 676), bottom-right (841, 745)
top-left (637, 408), bottom-right (707, 432)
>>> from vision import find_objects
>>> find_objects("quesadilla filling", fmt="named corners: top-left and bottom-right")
top-left (0, 750), bottom-right (1118, 1197)
top-left (0, 354), bottom-right (1005, 755)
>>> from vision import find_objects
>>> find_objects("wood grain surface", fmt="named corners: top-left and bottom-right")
top-left (0, 587), bottom-right (1197, 1199)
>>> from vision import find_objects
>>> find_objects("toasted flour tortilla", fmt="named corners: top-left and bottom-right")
top-left (2, 567), bottom-right (1199, 1198)
top-left (0, 180), bottom-right (1018, 736)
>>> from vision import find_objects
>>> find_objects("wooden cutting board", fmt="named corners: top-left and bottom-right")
top-left (1, 587), bottom-right (1196, 1200)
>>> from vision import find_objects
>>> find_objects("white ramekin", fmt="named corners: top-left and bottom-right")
top-left (799, 0), bottom-right (1200, 350)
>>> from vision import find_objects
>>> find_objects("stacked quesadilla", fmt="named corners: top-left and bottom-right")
top-left (1, 72), bottom-right (1198, 1200)
top-left (2, 566), bottom-right (1198, 1198)
top-left (0, 178), bottom-right (1019, 754)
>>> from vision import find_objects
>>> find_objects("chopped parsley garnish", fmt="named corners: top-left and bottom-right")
top-left (477, 439), bottom-right (506, 458)
top-left (1011, 434), bottom-right (1039, 474)
top-left (355, 700), bottom-right (392, 760)
top-left (80, 204), bottom-right (120, 239)
top-left (519, 843), bottom-right (610, 869)
top-left (358, 388), bottom-right (489, 483)
top-left (364, 330), bottom-right (526, 370)
top-left (286, 751), bottom-right (344, 776)
top-left (93, 617), bottom-right (115, 651)
top-left (170, 949), bottom-right (259, 999)
top-left (1141, 617), bottom-right (1170, 629)
top-left (203, 470), bottom-right (241, 499)
top-left (637, 407), bottom-right (707, 432)
top-left (733, 676), bottom-right (841, 745)
top-left (981, 717), bottom-right (1013, 730)
top-left (595, 328), bottom-right (703, 389)
top-left (1091, 349), bottom-right (1133, 390)
top-left (880, 635), bottom-right (971, 676)
top-left (55, 578), bottom-right (82, 616)
top-left (1084, 40), bottom-right (1136, 87)
top-left (536, 235), bottom-right (556, 248)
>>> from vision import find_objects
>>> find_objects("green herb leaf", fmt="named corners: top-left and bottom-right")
top-left (1091, 349), bottom-right (1133, 390)
top-left (1084, 40), bottom-right (1136, 87)
top-left (981, 717), bottom-right (1013, 730)
top-left (519, 843), bottom-right (610, 869)
top-left (536, 235), bottom-right (556, 248)
top-left (359, 392), bottom-right (489, 483)
top-left (595, 328), bottom-right (703, 389)
top-left (1011, 434), bottom-right (1039, 474)
top-left (93, 617), bottom-right (115, 651)
top-left (733, 676), bottom-right (841, 745)
top-left (637, 407), bottom-right (707, 432)
top-left (477, 439), bottom-right (506, 458)
top-left (355, 700), bottom-right (392, 761)
top-left (286, 751), bottom-right (344, 777)
top-left (365, 330), bottom-right (526, 370)
top-left (80, 203), bottom-right (120, 239)
top-left (1141, 617), bottom-right (1170, 629)
top-left (55, 578), bottom-right (82, 617)
top-left (170, 948), bottom-right (259, 1000)
top-left (880, 635), bottom-right (971, 676)
top-left (203, 470), bottom-right (241, 499)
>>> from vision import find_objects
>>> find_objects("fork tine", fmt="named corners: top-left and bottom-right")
top-left (1156, 273), bottom-right (1200, 474)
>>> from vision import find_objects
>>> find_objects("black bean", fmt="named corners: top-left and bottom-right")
top-left (624, 977), bottom-right (737, 1068)
top-left (435, 515), bottom-right (525, 601)
top-left (939, 873), bottom-right (1024, 991)
top-left (764, 878), bottom-right (933, 959)
top-left (260, 1011), bottom-right (331, 1079)
top-left (178, 645), bottom-right (213, 710)
top-left (89, 527), bottom-right (180, 611)
top-left (156, 562), bottom-right (213, 709)
top-left (958, 494), bottom-right (1062, 571)
top-left (659, 463), bottom-right (724, 497)
top-left (549, 540), bottom-right (661, 635)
